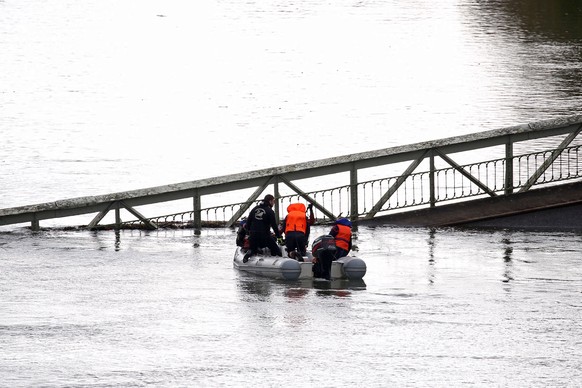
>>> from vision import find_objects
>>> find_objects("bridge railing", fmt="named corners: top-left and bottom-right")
top-left (1, 115), bottom-right (581, 230)
top-left (120, 142), bottom-right (582, 229)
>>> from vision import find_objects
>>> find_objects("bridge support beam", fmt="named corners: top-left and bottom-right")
top-left (505, 139), bottom-right (514, 195)
top-left (119, 201), bottom-right (157, 230)
top-left (278, 175), bottom-right (337, 221)
top-left (430, 152), bottom-right (436, 207)
top-left (518, 124), bottom-right (582, 193)
top-left (435, 149), bottom-right (497, 197)
top-left (193, 189), bottom-right (201, 233)
top-left (273, 177), bottom-right (280, 225)
top-left (365, 150), bottom-right (430, 219)
top-left (87, 201), bottom-right (157, 230)
top-left (31, 214), bottom-right (40, 231)
top-left (350, 163), bottom-right (358, 222)
top-left (87, 202), bottom-right (115, 230)
top-left (225, 177), bottom-right (274, 228)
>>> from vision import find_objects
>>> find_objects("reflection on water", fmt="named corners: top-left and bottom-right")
top-left (283, 287), bottom-right (310, 300)
top-left (114, 229), bottom-right (121, 251)
top-left (470, 0), bottom-right (582, 98)
top-left (496, 0), bottom-right (582, 43)
top-left (502, 234), bottom-right (514, 283)
top-left (237, 274), bottom-right (275, 301)
top-left (427, 228), bottom-right (436, 284)
top-left (236, 272), bottom-right (367, 301)
top-left (466, 0), bottom-right (582, 44)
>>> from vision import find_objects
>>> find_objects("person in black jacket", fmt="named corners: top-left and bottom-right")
top-left (244, 194), bottom-right (282, 262)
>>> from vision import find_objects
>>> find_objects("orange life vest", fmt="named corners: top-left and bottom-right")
top-left (334, 224), bottom-right (351, 251)
top-left (285, 203), bottom-right (307, 234)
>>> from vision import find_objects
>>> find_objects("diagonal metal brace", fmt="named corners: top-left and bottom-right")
top-left (435, 149), bottom-right (497, 197)
top-left (87, 201), bottom-right (157, 230)
top-left (87, 201), bottom-right (116, 230)
top-left (278, 175), bottom-right (337, 221)
top-left (364, 150), bottom-right (430, 219)
top-left (119, 201), bottom-right (157, 230)
top-left (518, 124), bottom-right (582, 193)
top-left (225, 176), bottom-right (275, 227)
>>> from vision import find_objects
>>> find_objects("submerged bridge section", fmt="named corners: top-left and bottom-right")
top-left (1, 115), bottom-right (582, 231)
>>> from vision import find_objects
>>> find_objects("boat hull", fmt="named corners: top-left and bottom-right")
top-left (234, 246), bottom-right (366, 281)
top-left (233, 247), bottom-right (302, 280)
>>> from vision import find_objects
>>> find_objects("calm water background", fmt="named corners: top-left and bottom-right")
top-left (1, 0), bottom-right (582, 386)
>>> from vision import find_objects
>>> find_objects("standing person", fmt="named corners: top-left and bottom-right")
top-left (329, 217), bottom-right (352, 259)
top-left (282, 203), bottom-right (314, 261)
top-left (244, 194), bottom-right (282, 262)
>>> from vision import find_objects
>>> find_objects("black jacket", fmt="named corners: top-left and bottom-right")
top-left (247, 202), bottom-right (281, 238)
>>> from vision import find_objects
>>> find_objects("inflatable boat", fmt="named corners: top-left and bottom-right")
top-left (233, 243), bottom-right (367, 281)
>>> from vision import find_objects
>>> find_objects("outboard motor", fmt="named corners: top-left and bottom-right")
top-left (311, 235), bottom-right (336, 258)
top-left (311, 235), bottom-right (337, 280)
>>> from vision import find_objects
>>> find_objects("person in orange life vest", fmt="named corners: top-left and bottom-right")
top-left (282, 203), bottom-right (314, 260)
top-left (244, 194), bottom-right (282, 262)
top-left (330, 217), bottom-right (352, 259)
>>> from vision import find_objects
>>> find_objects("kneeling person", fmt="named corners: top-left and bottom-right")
top-left (283, 203), bottom-right (312, 261)
top-left (244, 194), bottom-right (282, 262)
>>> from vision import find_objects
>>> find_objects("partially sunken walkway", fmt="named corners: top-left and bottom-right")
top-left (1, 115), bottom-right (582, 231)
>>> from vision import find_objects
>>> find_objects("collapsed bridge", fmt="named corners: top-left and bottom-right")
top-left (1, 115), bottom-right (582, 231)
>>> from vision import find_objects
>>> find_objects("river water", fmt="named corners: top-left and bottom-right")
top-left (1, 0), bottom-right (582, 386)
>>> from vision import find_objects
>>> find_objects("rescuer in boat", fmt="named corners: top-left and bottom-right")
top-left (235, 218), bottom-right (249, 250)
top-left (282, 203), bottom-right (315, 261)
top-left (243, 194), bottom-right (282, 263)
top-left (330, 217), bottom-right (353, 259)
top-left (311, 217), bottom-right (353, 280)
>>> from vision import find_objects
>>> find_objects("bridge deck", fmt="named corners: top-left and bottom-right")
top-left (364, 180), bottom-right (582, 230)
